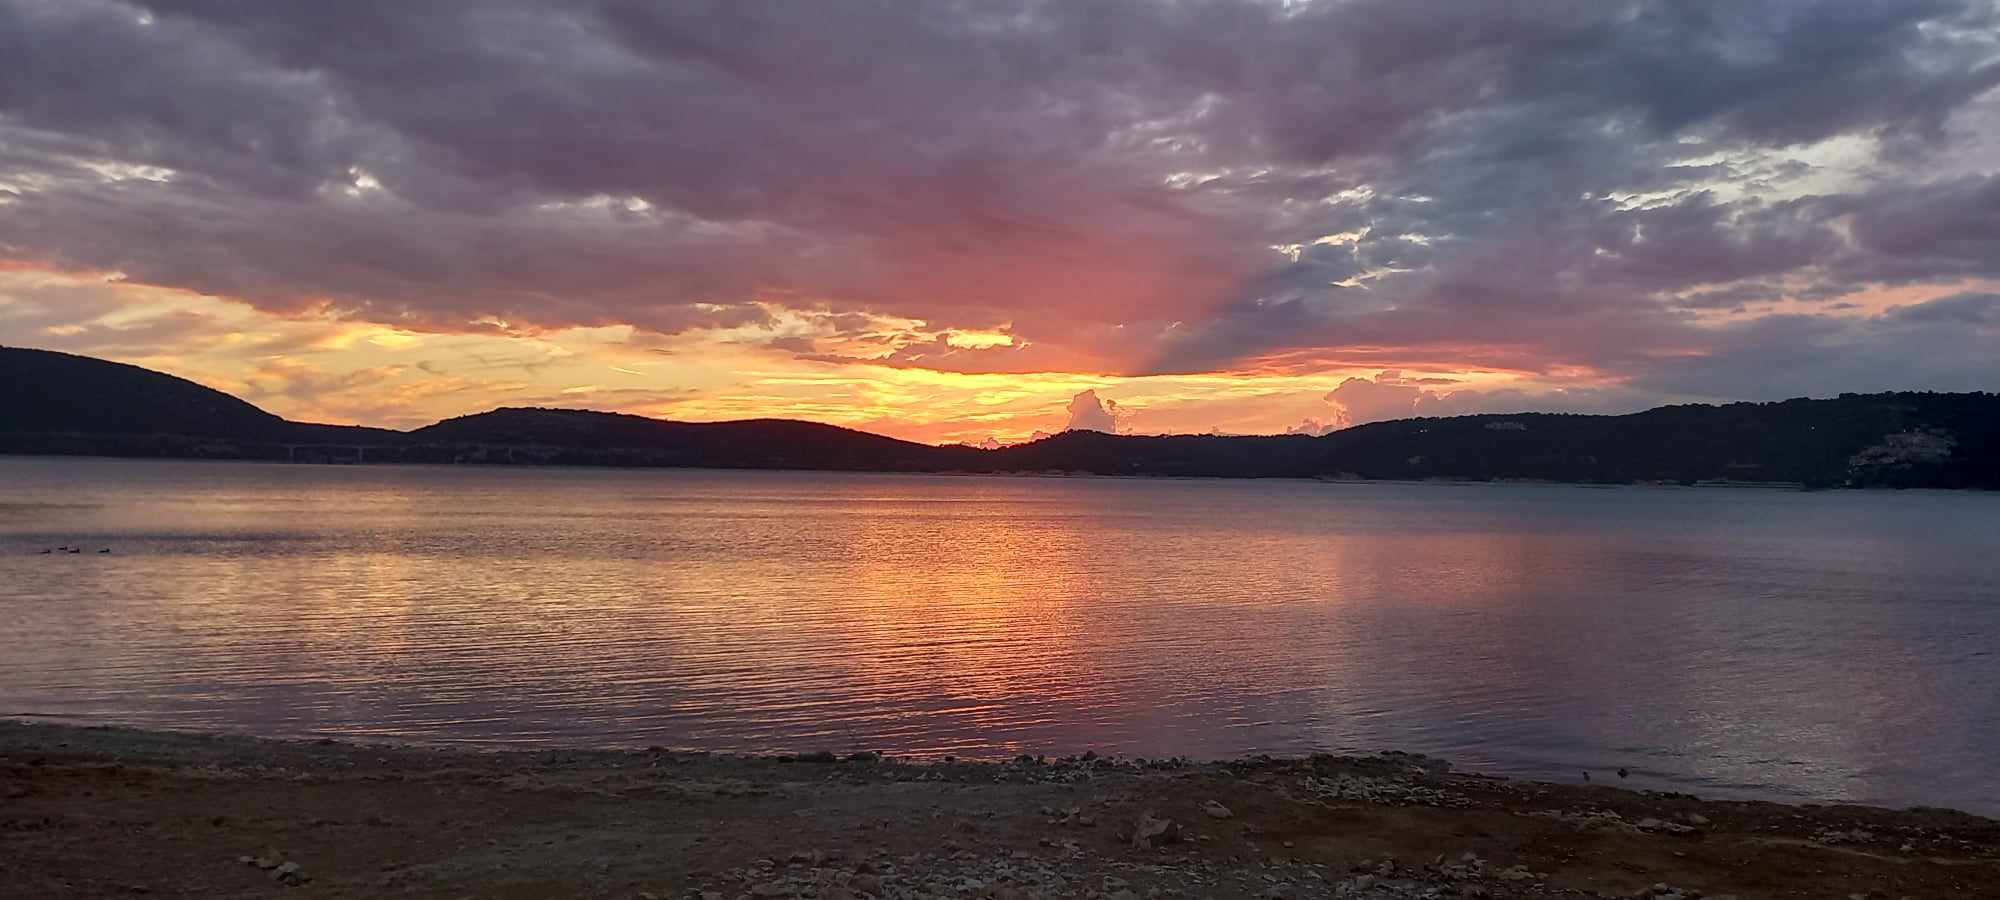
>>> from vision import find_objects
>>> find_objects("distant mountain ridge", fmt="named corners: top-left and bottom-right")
top-left (4, 346), bottom-right (1997, 488)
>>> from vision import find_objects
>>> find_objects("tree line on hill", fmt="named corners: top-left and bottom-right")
top-left (4, 347), bottom-right (1996, 489)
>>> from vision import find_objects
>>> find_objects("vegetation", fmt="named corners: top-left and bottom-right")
top-left (5, 347), bottom-right (1997, 488)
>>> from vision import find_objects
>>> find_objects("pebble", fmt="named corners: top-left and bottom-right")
top-left (1203, 801), bottom-right (1233, 819)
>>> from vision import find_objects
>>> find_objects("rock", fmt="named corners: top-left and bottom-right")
top-left (1686, 812), bottom-right (1711, 826)
top-left (271, 862), bottom-right (306, 886)
top-left (749, 883), bottom-right (792, 897)
top-left (1203, 801), bottom-right (1233, 819)
top-left (849, 874), bottom-right (881, 895)
top-left (1129, 813), bottom-right (1183, 849)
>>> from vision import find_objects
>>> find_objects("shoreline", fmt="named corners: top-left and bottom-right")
top-left (0, 450), bottom-right (1904, 492)
top-left (0, 712), bottom-right (1966, 816)
top-left (25, 448), bottom-right (2000, 493)
top-left (3, 721), bottom-right (1995, 899)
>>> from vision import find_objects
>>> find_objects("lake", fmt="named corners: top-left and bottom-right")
top-left (2, 456), bottom-right (1996, 815)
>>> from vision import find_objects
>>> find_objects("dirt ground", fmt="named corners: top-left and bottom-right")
top-left (2, 721), bottom-right (1995, 899)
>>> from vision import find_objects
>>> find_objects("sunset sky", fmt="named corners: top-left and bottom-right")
top-left (3, 1), bottom-right (1998, 444)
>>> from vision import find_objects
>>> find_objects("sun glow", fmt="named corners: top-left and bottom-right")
top-left (2, 266), bottom-right (1625, 445)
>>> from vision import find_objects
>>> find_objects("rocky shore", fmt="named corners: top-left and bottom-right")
top-left (2, 721), bottom-right (1995, 899)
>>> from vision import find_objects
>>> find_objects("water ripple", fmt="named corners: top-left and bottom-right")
top-left (3, 458), bottom-right (1999, 814)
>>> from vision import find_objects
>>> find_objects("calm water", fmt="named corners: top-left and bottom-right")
top-left (2, 457), bottom-right (1997, 814)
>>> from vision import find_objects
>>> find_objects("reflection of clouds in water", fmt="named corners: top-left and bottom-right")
top-left (3, 458), bottom-right (1999, 813)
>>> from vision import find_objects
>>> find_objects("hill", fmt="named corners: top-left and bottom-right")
top-left (0, 347), bottom-right (403, 459)
top-left (0, 346), bottom-right (289, 440)
top-left (1309, 398), bottom-right (2000, 489)
top-left (3, 346), bottom-right (1996, 487)
top-left (405, 407), bottom-right (978, 471)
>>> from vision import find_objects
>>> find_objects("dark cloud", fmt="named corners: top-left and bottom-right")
top-left (1883, 292), bottom-right (2000, 324)
top-left (0, 0), bottom-right (1996, 400)
top-left (1832, 174), bottom-right (2000, 285)
top-left (1632, 292), bottom-right (2000, 399)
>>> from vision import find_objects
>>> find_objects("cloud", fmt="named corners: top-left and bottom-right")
top-left (1064, 389), bottom-right (1122, 433)
top-left (1324, 376), bottom-right (1424, 426)
top-left (1632, 292), bottom-right (2000, 399)
top-left (1298, 370), bottom-right (1666, 430)
top-left (0, 0), bottom-right (1996, 409)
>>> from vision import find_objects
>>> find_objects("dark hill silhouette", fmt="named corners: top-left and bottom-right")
top-left (1308, 398), bottom-right (2000, 489)
top-left (1, 346), bottom-right (288, 439)
top-left (987, 429), bottom-right (1327, 478)
top-left (1, 347), bottom-right (404, 455)
top-left (3, 346), bottom-right (1996, 487)
top-left (409, 407), bottom-right (979, 471)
